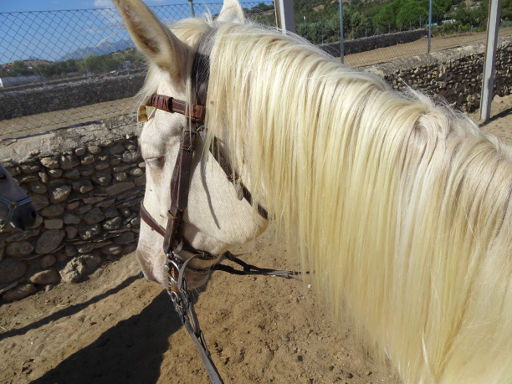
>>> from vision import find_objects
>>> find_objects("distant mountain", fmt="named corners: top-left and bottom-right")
top-left (59, 39), bottom-right (134, 61)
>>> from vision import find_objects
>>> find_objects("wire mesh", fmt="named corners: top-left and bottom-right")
top-left (0, 2), bottom-right (275, 139)
top-left (0, 1), bottom-right (511, 140)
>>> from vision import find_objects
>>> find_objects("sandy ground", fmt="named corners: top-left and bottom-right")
top-left (1, 38), bottom-right (511, 384)
top-left (0, 231), bottom-right (399, 384)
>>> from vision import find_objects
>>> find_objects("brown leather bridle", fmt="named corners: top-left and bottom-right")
top-left (137, 32), bottom-right (303, 384)
top-left (137, 33), bottom-right (272, 384)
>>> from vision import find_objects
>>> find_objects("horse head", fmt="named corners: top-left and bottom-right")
top-left (113, 0), bottom-right (267, 290)
top-left (0, 165), bottom-right (36, 230)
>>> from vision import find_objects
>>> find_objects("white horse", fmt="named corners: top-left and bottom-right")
top-left (114, 0), bottom-right (512, 382)
top-left (0, 164), bottom-right (36, 230)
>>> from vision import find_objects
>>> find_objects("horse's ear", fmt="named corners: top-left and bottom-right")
top-left (217, 0), bottom-right (245, 23)
top-left (112, 0), bottom-right (189, 84)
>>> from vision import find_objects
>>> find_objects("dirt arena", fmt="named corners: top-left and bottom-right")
top-left (1, 35), bottom-right (511, 384)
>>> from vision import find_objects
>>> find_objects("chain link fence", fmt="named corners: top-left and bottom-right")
top-left (1, 1), bottom-right (511, 140)
top-left (0, 2), bottom-right (275, 139)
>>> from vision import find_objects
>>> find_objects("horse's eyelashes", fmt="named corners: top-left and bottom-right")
top-left (145, 157), bottom-right (165, 168)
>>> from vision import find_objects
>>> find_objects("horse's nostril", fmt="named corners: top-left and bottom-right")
top-left (31, 210), bottom-right (36, 218)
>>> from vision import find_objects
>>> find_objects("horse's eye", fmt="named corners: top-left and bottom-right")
top-left (145, 157), bottom-right (165, 168)
top-left (0, 173), bottom-right (6, 180)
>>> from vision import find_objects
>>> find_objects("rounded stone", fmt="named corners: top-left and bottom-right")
top-left (122, 151), bottom-right (140, 163)
top-left (60, 155), bottom-right (80, 170)
top-left (63, 169), bottom-right (80, 180)
top-left (48, 169), bottom-right (63, 178)
top-left (40, 157), bottom-right (60, 169)
top-left (6, 241), bottom-right (34, 258)
top-left (41, 204), bottom-right (65, 218)
top-left (78, 224), bottom-right (101, 241)
top-left (30, 182), bottom-right (47, 194)
top-left (51, 185), bottom-right (72, 203)
top-left (67, 225), bottom-right (80, 243)
top-left (40, 254), bottom-right (57, 268)
top-left (38, 172), bottom-right (49, 184)
top-left (103, 217), bottom-right (122, 231)
top-left (75, 147), bottom-right (86, 156)
top-left (36, 230), bottom-right (65, 254)
top-left (3, 283), bottom-right (37, 301)
top-left (92, 174), bottom-right (111, 186)
top-left (44, 219), bottom-right (64, 230)
top-left (72, 180), bottom-right (93, 194)
top-left (88, 145), bottom-right (102, 155)
top-left (114, 172), bottom-right (128, 182)
top-left (81, 155), bottom-right (95, 166)
top-left (0, 258), bottom-right (27, 284)
top-left (79, 166), bottom-right (94, 177)
top-left (84, 208), bottom-right (105, 225)
top-left (60, 260), bottom-right (85, 283)
top-left (21, 164), bottom-right (40, 174)
top-left (104, 208), bottom-right (119, 219)
top-left (66, 201), bottom-right (80, 210)
top-left (129, 168), bottom-right (144, 177)
top-left (95, 162), bottom-right (110, 171)
top-left (29, 269), bottom-right (60, 285)
top-left (63, 213), bottom-right (81, 225)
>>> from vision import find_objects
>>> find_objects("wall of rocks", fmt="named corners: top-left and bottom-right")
top-left (365, 36), bottom-right (512, 112)
top-left (0, 118), bottom-right (143, 302)
top-left (0, 71), bottom-right (145, 120)
top-left (2, 36), bottom-right (512, 303)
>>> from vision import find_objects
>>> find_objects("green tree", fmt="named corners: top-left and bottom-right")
top-left (397, 0), bottom-right (427, 29)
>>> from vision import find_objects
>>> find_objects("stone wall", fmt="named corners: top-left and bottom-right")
top-left (0, 116), bottom-right (143, 302)
top-left (0, 72), bottom-right (146, 120)
top-left (364, 36), bottom-right (512, 112)
top-left (2, 36), bottom-right (512, 302)
top-left (320, 29), bottom-right (426, 57)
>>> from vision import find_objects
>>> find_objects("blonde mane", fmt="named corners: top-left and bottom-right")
top-left (201, 22), bottom-right (512, 383)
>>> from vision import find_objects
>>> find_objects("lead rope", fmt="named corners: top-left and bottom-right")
top-left (165, 250), bottom-right (305, 384)
top-left (166, 254), bottom-right (225, 384)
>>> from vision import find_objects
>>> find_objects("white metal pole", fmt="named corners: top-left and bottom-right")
top-left (428, 0), bottom-right (432, 53)
top-left (339, 0), bottom-right (344, 63)
top-left (275, 0), bottom-right (295, 34)
top-left (480, 0), bottom-right (502, 122)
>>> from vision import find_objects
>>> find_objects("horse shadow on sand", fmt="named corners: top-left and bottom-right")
top-left (31, 291), bottom-right (183, 384)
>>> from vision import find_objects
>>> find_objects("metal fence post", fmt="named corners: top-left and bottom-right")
top-left (480, 0), bottom-right (502, 122)
top-left (275, 0), bottom-right (295, 34)
top-left (428, 0), bottom-right (432, 53)
top-left (339, 0), bottom-right (344, 64)
top-left (188, 0), bottom-right (195, 17)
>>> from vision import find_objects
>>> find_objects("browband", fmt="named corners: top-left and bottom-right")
top-left (139, 94), bottom-right (206, 123)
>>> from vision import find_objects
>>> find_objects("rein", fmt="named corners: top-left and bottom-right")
top-left (0, 195), bottom-right (32, 230)
top-left (138, 33), bottom-right (301, 384)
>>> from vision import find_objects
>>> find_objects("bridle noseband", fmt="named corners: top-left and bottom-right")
top-left (0, 195), bottom-right (32, 230)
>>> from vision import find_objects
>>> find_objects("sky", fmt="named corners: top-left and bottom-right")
top-left (0, 0), bottom-right (188, 12)
top-left (0, 1), bottom-right (271, 64)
